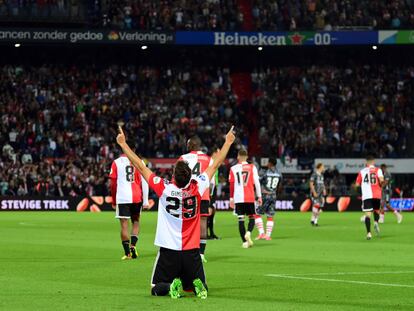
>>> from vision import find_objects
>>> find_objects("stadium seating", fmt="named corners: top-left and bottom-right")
top-left (1, 63), bottom-right (413, 196)
top-left (1, 0), bottom-right (414, 30)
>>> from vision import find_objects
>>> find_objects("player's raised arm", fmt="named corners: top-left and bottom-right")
top-left (204, 126), bottom-right (235, 181)
top-left (116, 125), bottom-right (153, 182)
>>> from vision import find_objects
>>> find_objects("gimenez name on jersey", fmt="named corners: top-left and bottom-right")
top-left (170, 190), bottom-right (193, 198)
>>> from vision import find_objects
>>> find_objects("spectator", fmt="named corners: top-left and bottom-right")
top-left (3, 0), bottom-right (412, 30)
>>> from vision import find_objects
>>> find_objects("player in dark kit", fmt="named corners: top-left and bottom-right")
top-left (255, 158), bottom-right (282, 240)
top-left (310, 163), bottom-right (326, 226)
top-left (379, 164), bottom-right (403, 224)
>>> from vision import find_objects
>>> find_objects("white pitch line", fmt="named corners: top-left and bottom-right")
top-left (266, 274), bottom-right (414, 289)
top-left (276, 271), bottom-right (414, 276)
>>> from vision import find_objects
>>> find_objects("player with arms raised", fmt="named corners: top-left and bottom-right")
top-left (179, 137), bottom-right (213, 263)
top-left (109, 153), bottom-right (149, 260)
top-left (255, 158), bottom-right (282, 240)
top-left (229, 149), bottom-right (262, 248)
top-left (309, 163), bottom-right (326, 226)
top-left (116, 125), bottom-right (235, 299)
top-left (355, 156), bottom-right (385, 240)
top-left (379, 164), bottom-right (403, 224)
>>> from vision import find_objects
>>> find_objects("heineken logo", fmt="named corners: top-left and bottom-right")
top-left (214, 32), bottom-right (287, 46)
top-left (289, 32), bottom-right (305, 45)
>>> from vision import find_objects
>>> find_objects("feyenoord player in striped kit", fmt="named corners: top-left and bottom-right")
top-left (116, 125), bottom-right (235, 299)
top-left (109, 155), bottom-right (149, 259)
top-left (355, 156), bottom-right (385, 240)
top-left (179, 137), bottom-right (214, 263)
top-left (229, 150), bottom-right (262, 248)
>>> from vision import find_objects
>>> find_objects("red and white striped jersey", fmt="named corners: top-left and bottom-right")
top-left (356, 165), bottom-right (383, 200)
top-left (109, 155), bottom-right (149, 205)
top-left (148, 172), bottom-right (210, 251)
top-left (179, 151), bottom-right (213, 201)
top-left (229, 162), bottom-right (261, 204)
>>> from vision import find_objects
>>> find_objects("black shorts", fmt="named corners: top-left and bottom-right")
top-left (382, 193), bottom-right (391, 205)
top-left (115, 203), bottom-right (142, 220)
top-left (362, 199), bottom-right (381, 212)
top-left (200, 200), bottom-right (210, 217)
top-left (235, 203), bottom-right (255, 216)
top-left (210, 188), bottom-right (217, 207)
top-left (256, 195), bottom-right (276, 217)
top-left (151, 247), bottom-right (207, 291)
top-left (311, 196), bottom-right (325, 208)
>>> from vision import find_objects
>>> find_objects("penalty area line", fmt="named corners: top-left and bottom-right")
top-left (265, 274), bottom-right (414, 289)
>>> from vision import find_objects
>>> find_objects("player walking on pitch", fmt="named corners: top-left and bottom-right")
top-left (379, 164), bottom-right (403, 224)
top-left (229, 149), bottom-right (262, 248)
top-left (355, 156), bottom-right (385, 240)
top-left (109, 154), bottom-right (149, 260)
top-left (310, 163), bottom-right (326, 226)
top-left (179, 137), bottom-right (214, 263)
top-left (116, 125), bottom-right (235, 299)
top-left (255, 158), bottom-right (282, 240)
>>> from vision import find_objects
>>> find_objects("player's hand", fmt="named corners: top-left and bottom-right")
top-left (225, 125), bottom-right (236, 145)
top-left (257, 197), bottom-right (263, 206)
top-left (116, 125), bottom-right (126, 146)
top-left (143, 204), bottom-right (150, 210)
top-left (229, 198), bottom-right (235, 209)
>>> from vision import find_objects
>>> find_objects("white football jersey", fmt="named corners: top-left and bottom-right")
top-left (109, 155), bottom-right (149, 205)
top-left (179, 151), bottom-right (214, 201)
top-left (148, 172), bottom-right (209, 251)
top-left (356, 165), bottom-right (383, 200)
top-left (229, 162), bottom-right (261, 204)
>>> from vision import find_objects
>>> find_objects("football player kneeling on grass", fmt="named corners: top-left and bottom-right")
top-left (116, 125), bottom-right (235, 299)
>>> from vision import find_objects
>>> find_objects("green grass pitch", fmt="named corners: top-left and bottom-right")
top-left (1, 211), bottom-right (413, 311)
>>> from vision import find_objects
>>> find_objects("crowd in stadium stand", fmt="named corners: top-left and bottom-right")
top-left (0, 64), bottom-right (413, 196)
top-left (251, 0), bottom-right (414, 31)
top-left (253, 65), bottom-right (413, 159)
top-left (0, 64), bottom-right (242, 196)
top-left (1, 0), bottom-right (414, 30)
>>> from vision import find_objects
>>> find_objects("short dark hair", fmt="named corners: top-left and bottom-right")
top-left (174, 161), bottom-right (192, 188)
top-left (380, 164), bottom-right (387, 169)
top-left (238, 149), bottom-right (248, 157)
top-left (366, 155), bottom-right (375, 162)
top-left (187, 136), bottom-right (201, 151)
top-left (268, 158), bottom-right (277, 166)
